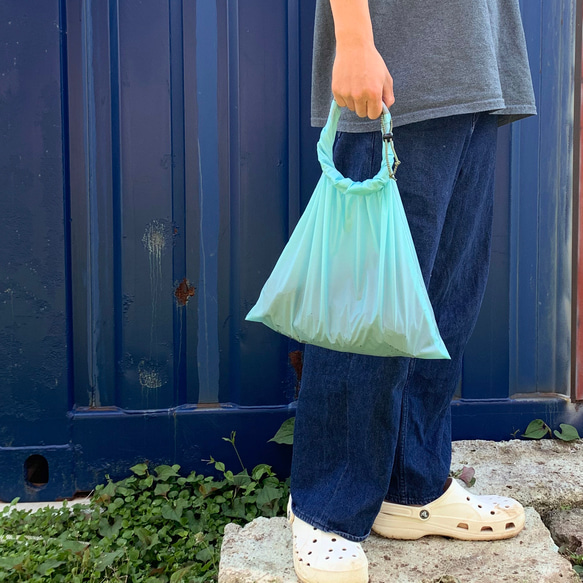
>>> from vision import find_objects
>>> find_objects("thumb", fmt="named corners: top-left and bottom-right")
top-left (382, 76), bottom-right (395, 109)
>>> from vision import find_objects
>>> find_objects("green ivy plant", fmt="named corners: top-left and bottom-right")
top-left (522, 419), bottom-right (581, 442)
top-left (0, 442), bottom-right (289, 582)
top-left (268, 417), bottom-right (295, 445)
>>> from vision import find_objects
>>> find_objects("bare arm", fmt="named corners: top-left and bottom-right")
top-left (329, 0), bottom-right (394, 119)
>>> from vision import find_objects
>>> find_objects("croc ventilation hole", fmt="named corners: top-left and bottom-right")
top-left (506, 522), bottom-right (516, 530)
top-left (457, 523), bottom-right (469, 530)
top-left (481, 526), bottom-right (493, 532)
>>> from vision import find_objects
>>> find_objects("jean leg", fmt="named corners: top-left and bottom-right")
top-left (290, 114), bottom-right (498, 538)
top-left (387, 112), bottom-right (499, 504)
top-left (291, 130), bottom-right (409, 542)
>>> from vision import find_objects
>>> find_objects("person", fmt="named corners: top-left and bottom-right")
top-left (287, 1), bottom-right (537, 582)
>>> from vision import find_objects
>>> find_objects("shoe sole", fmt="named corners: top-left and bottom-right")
top-left (372, 511), bottom-right (526, 541)
top-left (293, 554), bottom-right (369, 583)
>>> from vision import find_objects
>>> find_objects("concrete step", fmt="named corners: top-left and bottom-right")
top-left (218, 439), bottom-right (583, 583)
top-left (0, 497), bottom-right (91, 515)
top-left (219, 508), bottom-right (578, 583)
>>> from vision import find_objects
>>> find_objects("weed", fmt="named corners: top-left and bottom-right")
top-left (0, 450), bottom-right (289, 581)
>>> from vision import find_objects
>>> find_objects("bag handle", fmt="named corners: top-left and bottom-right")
top-left (320, 101), bottom-right (400, 182)
top-left (380, 103), bottom-right (401, 179)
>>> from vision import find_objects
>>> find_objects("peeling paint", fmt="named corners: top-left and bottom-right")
top-left (142, 219), bottom-right (171, 356)
top-left (138, 359), bottom-right (166, 390)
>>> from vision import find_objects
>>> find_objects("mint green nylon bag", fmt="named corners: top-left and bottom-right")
top-left (246, 101), bottom-right (450, 359)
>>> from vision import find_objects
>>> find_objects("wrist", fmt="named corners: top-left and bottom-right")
top-left (335, 29), bottom-right (374, 50)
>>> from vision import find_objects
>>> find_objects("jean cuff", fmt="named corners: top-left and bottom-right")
top-left (384, 493), bottom-right (441, 506)
top-left (291, 504), bottom-right (370, 543)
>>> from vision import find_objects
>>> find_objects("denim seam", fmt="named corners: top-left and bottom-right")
top-left (316, 355), bottom-right (352, 530)
top-left (397, 359), bottom-right (417, 501)
top-left (292, 505), bottom-right (370, 543)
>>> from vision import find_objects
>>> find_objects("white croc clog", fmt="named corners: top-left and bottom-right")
top-left (287, 497), bottom-right (368, 583)
top-left (372, 477), bottom-right (525, 541)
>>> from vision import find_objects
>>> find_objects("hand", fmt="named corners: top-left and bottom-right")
top-left (332, 41), bottom-right (394, 120)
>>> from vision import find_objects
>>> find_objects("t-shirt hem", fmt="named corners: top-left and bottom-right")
top-left (311, 99), bottom-right (536, 132)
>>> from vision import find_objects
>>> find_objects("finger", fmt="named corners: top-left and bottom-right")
top-left (382, 76), bottom-right (395, 109)
top-left (334, 93), bottom-right (348, 108)
top-left (367, 98), bottom-right (383, 120)
top-left (343, 96), bottom-right (356, 113)
top-left (355, 97), bottom-right (368, 118)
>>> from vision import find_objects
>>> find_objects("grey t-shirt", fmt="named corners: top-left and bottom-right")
top-left (311, 0), bottom-right (537, 131)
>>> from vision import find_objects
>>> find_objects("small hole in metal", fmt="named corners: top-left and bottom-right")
top-left (24, 455), bottom-right (49, 488)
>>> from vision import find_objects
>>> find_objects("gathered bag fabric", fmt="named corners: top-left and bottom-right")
top-left (246, 101), bottom-right (450, 359)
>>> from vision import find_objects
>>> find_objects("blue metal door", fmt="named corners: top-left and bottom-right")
top-left (0, 0), bottom-right (578, 502)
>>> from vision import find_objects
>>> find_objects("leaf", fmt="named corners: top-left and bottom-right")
top-left (135, 526), bottom-right (158, 549)
top-left (98, 516), bottom-right (123, 538)
top-left (554, 424), bottom-right (580, 442)
top-left (95, 549), bottom-right (125, 572)
top-left (130, 463), bottom-right (149, 476)
top-left (256, 485), bottom-right (282, 508)
top-left (252, 464), bottom-right (273, 481)
top-left (231, 471), bottom-right (252, 487)
top-left (268, 417), bottom-right (295, 445)
top-left (154, 483), bottom-right (171, 497)
top-left (195, 546), bottom-right (214, 563)
top-left (458, 466), bottom-right (476, 487)
top-left (161, 498), bottom-right (188, 522)
top-left (170, 564), bottom-right (195, 582)
top-left (573, 565), bottom-right (583, 574)
top-left (36, 559), bottom-right (66, 576)
top-left (102, 480), bottom-right (117, 497)
top-left (154, 465), bottom-right (180, 481)
top-left (0, 556), bottom-right (26, 570)
top-left (522, 419), bottom-right (550, 439)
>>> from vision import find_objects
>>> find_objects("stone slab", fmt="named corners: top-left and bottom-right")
top-left (546, 508), bottom-right (583, 554)
top-left (218, 508), bottom-right (579, 583)
top-left (451, 440), bottom-right (583, 516)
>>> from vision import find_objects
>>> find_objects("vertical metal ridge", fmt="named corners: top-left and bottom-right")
top-left (287, 0), bottom-right (300, 235)
top-left (183, 0), bottom-right (201, 405)
top-left (169, 0), bottom-right (187, 406)
top-left (227, 0), bottom-right (241, 405)
top-left (59, 0), bottom-right (75, 413)
top-left (81, 0), bottom-right (100, 406)
top-left (195, 0), bottom-right (220, 404)
top-left (216, 0), bottom-right (231, 404)
top-left (109, 0), bottom-right (122, 407)
top-left (573, 0), bottom-right (583, 400)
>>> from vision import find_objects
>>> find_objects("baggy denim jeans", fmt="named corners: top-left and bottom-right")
top-left (290, 112), bottom-right (499, 542)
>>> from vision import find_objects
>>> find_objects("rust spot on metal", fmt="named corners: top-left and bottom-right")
top-left (289, 350), bottom-right (304, 399)
top-left (175, 277), bottom-right (195, 306)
